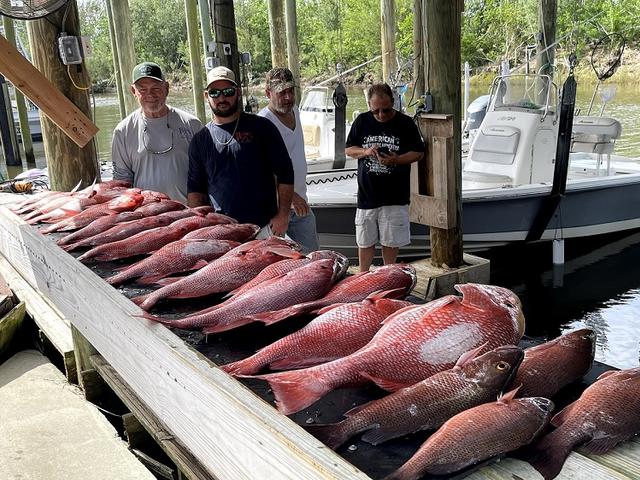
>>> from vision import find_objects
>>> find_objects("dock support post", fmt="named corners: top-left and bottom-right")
top-left (185, 0), bottom-right (206, 123)
top-left (553, 238), bottom-right (565, 265)
top-left (267, 0), bottom-right (287, 68)
top-left (71, 325), bottom-right (108, 401)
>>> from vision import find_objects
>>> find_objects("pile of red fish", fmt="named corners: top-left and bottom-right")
top-left (10, 181), bottom-right (640, 480)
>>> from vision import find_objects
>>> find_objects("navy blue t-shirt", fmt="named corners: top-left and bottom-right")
top-left (188, 113), bottom-right (294, 227)
top-left (346, 110), bottom-right (424, 209)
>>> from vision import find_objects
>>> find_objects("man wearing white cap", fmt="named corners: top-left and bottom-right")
top-left (112, 62), bottom-right (203, 203)
top-left (187, 66), bottom-right (294, 237)
top-left (258, 67), bottom-right (319, 253)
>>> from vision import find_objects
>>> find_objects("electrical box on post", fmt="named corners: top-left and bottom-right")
top-left (58, 34), bottom-right (83, 65)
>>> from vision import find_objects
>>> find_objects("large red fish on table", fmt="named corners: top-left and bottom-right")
top-left (253, 283), bottom-right (526, 415)
top-left (134, 238), bottom-right (305, 311)
top-left (222, 291), bottom-right (411, 376)
top-left (248, 263), bottom-right (418, 324)
top-left (526, 366), bottom-right (640, 480)
top-left (140, 258), bottom-right (341, 332)
top-left (384, 388), bottom-right (553, 480)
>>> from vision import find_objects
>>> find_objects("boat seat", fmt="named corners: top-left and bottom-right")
top-left (470, 126), bottom-right (520, 165)
top-left (571, 116), bottom-right (622, 155)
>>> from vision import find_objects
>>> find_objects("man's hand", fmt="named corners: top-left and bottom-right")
top-left (378, 150), bottom-right (401, 167)
top-left (270, 211), bottom-right (290, 237)
top-left (291, 192), bottom-right (310, 217)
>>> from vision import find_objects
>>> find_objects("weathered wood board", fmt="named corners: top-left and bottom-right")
top-left (0, 301), bottom-right (25, 356)
top-left (0, 35), bottom-right (98, 147)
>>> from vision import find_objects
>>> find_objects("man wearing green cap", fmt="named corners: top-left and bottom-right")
top-left (111, 62), bottom-right (203, 203)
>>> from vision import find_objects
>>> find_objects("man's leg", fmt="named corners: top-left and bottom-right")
top-left (379, 205), bottom-right (410, 265)
top-left (358, 246), bottom-right (376, 272)
top-left (286, 210), bottom-right (319, 254)
top-left (355, 208), bottom-right (379, 272)
top-left (381, 245), bottom-right (400, 265)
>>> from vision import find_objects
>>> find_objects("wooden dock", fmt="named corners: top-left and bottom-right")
top-left (0, 198), bottom-right (638, 480)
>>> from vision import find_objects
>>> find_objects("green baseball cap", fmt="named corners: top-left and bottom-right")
top-left (132, 62), bottom-right (164, 83)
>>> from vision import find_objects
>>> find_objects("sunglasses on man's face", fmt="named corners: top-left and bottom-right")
top-left (207, 87), bottom-right (237, 98)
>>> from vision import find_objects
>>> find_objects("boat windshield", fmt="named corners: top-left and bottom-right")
top-left (489, 74), bottom-right (556, 114)
top-left (300, 88), bottom-right (334, 113)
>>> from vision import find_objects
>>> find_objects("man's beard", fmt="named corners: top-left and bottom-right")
top-left (211, 98), bottom-right (240, 117)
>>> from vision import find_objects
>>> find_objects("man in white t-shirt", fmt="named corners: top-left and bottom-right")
top-left (258, 68), bottom-right (319, 253)
top-left (111, 62), bottom-right (203, 203)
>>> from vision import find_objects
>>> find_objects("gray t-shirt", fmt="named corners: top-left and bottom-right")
top-left (111, 106), bottom-right (203, 203)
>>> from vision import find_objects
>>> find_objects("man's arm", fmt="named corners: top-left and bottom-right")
top-left (187, 192), bottom-right (208, 207)
top-left (378, 150), bottom-right (424, 167)
top-left (270, 183), bottom-right (294, 236)
top-left (111, 129), bottom-right (134, 182)
top-left (345, 145), bottom-right (378, 159)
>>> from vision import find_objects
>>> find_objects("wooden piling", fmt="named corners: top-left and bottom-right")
top-left (380, 0), bottom-right (396, 84)
top-left (412, 0), bottom-right (425, 97)
top-left (211, 0), bottom-right (240, 81)
top-left (184, 0), bottom-right (206, 123)
top-left (25, 1), bottom-right (99, 191)
top-left (419, 0), bottom-right (463, 268)
top-left (109, 0), bottom-right (138, 115)
top-left (105, 0), bottom-right (126, 119)
top-left (267, 0), bottom-right (287, 68)
top-left (285, 0), bottom-right (301, 104)
top-left (537, 0), bottom-right (557, 79)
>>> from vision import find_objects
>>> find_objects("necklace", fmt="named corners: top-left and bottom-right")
top-left (212, 115), bottom-right (240, 146)
top-left (143, 108), bottom-right (173, 154)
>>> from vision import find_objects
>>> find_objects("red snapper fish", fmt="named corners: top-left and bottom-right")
top-left (106, 238), bottom-right (240, 286)
top-left (182, 223), bottom-right (260, 242)
top-left (227, 250), bottom-right (349, 298)
top-left (132, 199), bottom-right (186, 217)
top-left (254, 283), bottom-right (525, 415)
top-left (63, 215), bottom-right (174, 251)
top-left (512, 328), bottom-right (595, 399)
top-left (141, 258), bottom-right (339, 332)
top-left (384, 388), bottom-right (553, 480)
top-left (76, 215), bottom-right (222, 262)
top-left (526, 367), bottom-right (640, 480)
top-left (40, 192), bottom-right (145, 233)
top-left (222, 291), bottom-right (412, 376)
top-left (135, 242), bottom-right (303, 310)
top-left (308, 345), bottom-right (524, 450)
top-left (56, 211), bottom-right (146, 246)
top-left (249, 263), bottom-right (418, 324)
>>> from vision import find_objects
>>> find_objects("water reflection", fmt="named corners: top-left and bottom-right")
top-left (488, 231), bottom-right (640, 369)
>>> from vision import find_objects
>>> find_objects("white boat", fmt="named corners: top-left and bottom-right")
top-left (306, 73), bottom-right (640, 259)
top-left (12, 102), bottom-right (42, 142)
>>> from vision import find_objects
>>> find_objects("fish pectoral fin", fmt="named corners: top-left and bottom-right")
top-left (360, 372), bottom-right (409, 392)
top-left (192, 259), bottom-right (209, 270)
top-left (581, 436), bottom-right (627, 455)
top-left (316, 303), bottom-right (347, 315)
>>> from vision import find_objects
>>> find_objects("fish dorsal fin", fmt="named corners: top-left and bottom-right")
top-left (265, 246), bottom-right (305, 259)
top-left (316, 303), bottom-right (347, 315)
top-left (454, 342), bottom-right (489, 368)
top-left (497, 385), bottom-right (520, 403)
top-left (70, 179), bottom-right (83, 193)
top-left (456, 283), bottom-right (494, 310)
top-left (367, 288), bottom-right (405, 302)
top-left (596, 369), bottom-right (619, 381)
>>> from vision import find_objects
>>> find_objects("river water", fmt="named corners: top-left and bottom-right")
top-left (12, 82), bottom-right (640, 370)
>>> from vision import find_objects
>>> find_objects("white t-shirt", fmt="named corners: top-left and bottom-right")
top-left (258, 106), bottom-right (307, 201)
top-left (111, 106), bottom-right (203, 203)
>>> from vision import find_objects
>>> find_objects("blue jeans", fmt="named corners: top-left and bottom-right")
top-left (287, 209), bottom-right (319, 253)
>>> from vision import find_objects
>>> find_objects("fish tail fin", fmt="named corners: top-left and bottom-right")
top-left (130, 294), bottom-right (149, 307)
top-left (253, 368), bottom-right (331, 415)
top-left (305, 422), bottom-right (350, 450)
top-left (40, 224), bottom-right (59, 234)
top-left (76, 249), bottom-right (96, 262)
top-left (60, 242), bottom-right (77, 252)
top-left (132, 312), bottom-right (173, 326)
top-left (520, 434), bottom-right (572, 480)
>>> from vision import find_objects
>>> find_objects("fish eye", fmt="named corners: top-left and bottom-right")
top-left (496, 361), bottom-right (510, 371)
top-left (504, 301), bottom-right (515, 309)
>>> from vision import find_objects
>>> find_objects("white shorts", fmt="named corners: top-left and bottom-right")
top-left (256, 224), bottom-right (292, 241)
top-left (355, 205), bottom-right (410, 248)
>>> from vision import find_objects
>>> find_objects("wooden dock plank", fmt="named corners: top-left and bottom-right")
top-left (0, 206), bottom-right (371, 480)
top-left (0, 301), bottom-right (25, 355)
top-left (581, 438), bottom-right (640, 479)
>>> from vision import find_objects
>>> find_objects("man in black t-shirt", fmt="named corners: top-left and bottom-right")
top-left (187, 66), bottom-right (294, 236)
top-left (345, 83), bottom-right (424, 272)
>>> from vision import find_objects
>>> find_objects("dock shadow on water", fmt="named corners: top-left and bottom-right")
top-left (487, 229), bottom-right (640, 370)
top-left (46, 225), bottom-right (639, 479)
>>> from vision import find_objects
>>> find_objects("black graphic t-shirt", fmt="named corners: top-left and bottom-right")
top-left (346, 110), bottom-right (424, 209)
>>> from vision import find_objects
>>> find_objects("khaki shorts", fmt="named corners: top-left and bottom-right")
top-left (355, 205), bottom-right (410, 248)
